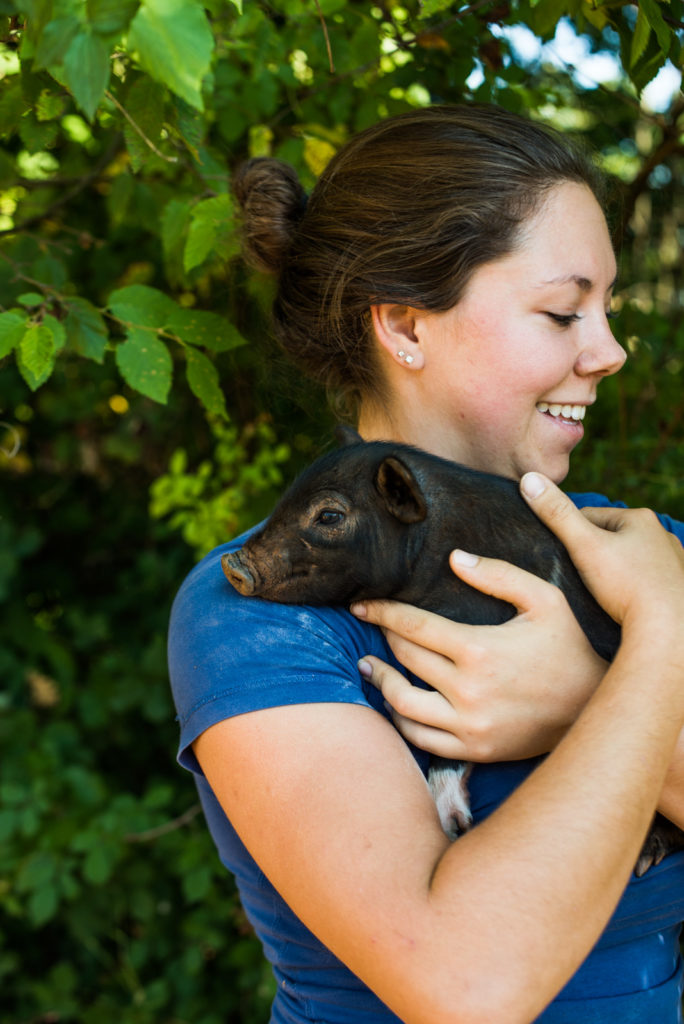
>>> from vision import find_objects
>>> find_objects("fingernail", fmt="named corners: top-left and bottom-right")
top-left (521, 472), bottom-right (546, 499)
top-left (451, 549), bottom-right (479, 567)
top-left (358, 658), bottom-right (372, 679)
top-left (350, 602), bottom-right (367, 618)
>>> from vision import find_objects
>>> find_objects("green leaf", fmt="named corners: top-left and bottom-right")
top-left (166, 307), bottom-right (247, 353)
top-left (173, 97), bottom-right (206, 159)
top-left (0, 808), bottom-right (18, 842)
top-left (183, 194), bottom-right (235, 272)
top-left (28, 883), bottom-right (59, 927)
top-left (106, 170), bottom-right (135, 228)
top-left (631, 6), bottom-right (651, 68)
top-left (123, 75), bottom-right (166, 172)
top-left (65, 298), bottom-right (109, 362)
top-left (115, 326), bottom-right (173, 403)
top-left (43, 314), bottom-right (67, 353)
top-left (0, 149), bottom-right (16, 187)
top-left (0, 313), bottom-right (27, 358)
top-left (127, 0), bottom-right (214, 111)
top-left (0, 83), bottom-right (29, 137)
top-left (639, 0), bottom-right (673, 55)
top-left (19, 111), bottom-right (59, 153)
top-left (17, 292), bottom-right (44, 308)
top-left (108, 284), bottom-right (175, 328)
top-left (182, 864), bottom-right (212, 901)
top-left (16, 850), bottom-right (57, 893)
top-left (522, 0), bottom-right (566, 39)
top-left (417, 0), bottom-right (454, 17)
top-left (35, 88), bottom-right (68, 122)
top-left (161, 197), bottom-right (193, 285)
top-left (630, 41), bottom-right (667, 92)
top-left (62, 31), bottom-right (111, 121)
top-left (87, 0), bottom-right (140, 35)
top-left (185, 347), bottom-right (227, 417)
top-left (33, 16), bottom-right (81, 71)
top-left (17, 323), bottom-right (56, 390)
top-left (82, 844), bottom-right (116, 885)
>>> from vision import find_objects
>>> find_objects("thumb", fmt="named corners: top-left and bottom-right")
top-left (448, 546), bottom-right (563, 614)
top-left (519, 472), bottom-right (599, 571)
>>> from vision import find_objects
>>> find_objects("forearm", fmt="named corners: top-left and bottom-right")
top-left (659, 725), bottom-right (684, 828)
top-left (426, 622), bottom-right (684, 1024)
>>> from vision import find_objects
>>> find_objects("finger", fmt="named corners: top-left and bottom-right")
top-left (389, 712), bottom-right (467, 760)
top-left (447, 548), bottom-right (568, 615)
top-left (382, 629), bottom-right (463, 692)
top-left (359, 655), bottom-right (459, 729)
top-left (519, 472), bottom-right (601, 558)
top-left (351, 600), bottom-right (474, 654)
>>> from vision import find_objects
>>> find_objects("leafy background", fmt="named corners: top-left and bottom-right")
top-left (1, 1), bottom-right (683, 1020)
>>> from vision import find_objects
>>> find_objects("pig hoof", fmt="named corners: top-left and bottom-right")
top-left (635, 816), bottom-right (684, 877)
top-left (427, 757), bottom-right (473, 841)
top-left (442, 808), bottom-right (473, 841)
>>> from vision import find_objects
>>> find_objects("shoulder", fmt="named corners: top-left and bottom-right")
top-left (569, 491), bottom-right (684, 545)
top-left (168, 526), bottom-right (389, 771)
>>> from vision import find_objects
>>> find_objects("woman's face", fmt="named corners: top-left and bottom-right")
top-left (398, 181), bottom-right (626, 482)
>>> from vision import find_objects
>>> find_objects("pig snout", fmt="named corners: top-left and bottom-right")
top-left (222, 550), bottom-right (260, 596)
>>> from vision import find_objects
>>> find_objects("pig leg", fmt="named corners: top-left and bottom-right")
top-left (428, 757), bottom-right (473, 840)
top-left (635, 814), bottom-right (684, 877)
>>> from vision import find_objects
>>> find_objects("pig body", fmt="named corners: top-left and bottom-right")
top-left (222, 432), bottom-right (683, 875)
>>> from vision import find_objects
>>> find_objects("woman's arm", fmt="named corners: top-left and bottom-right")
top-left (194, 478), bottom-right (684, 1024)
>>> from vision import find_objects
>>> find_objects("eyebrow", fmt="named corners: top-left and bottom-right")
top-left (539, 273), bottom-right (618, 292)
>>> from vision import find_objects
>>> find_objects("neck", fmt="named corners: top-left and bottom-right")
top-left (357, 402), bottom-right (467, 465)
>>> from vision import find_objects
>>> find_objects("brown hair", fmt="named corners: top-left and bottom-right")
top-left (233, 104), bottom-right (607, 418)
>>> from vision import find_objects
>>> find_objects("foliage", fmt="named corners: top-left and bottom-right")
top-left (1, 0), bottom-right (683, 1021)
top-left (150, 415), bottom-right (293, 559)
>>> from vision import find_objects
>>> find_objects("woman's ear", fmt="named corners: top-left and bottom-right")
top-left (370, 304), bottom-right (425, 370)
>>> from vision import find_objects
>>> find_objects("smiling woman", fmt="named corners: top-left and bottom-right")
top-left (363, 180), bottom-right (626, 481)
top-left (168, 105), bottom-right (684, 1024)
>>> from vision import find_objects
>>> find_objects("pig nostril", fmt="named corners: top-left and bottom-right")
top-left (221, 553), bottom-right (257, 595)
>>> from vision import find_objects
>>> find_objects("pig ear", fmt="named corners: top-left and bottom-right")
top-left (374, 457), bottom-right (427, 523)
top-left (335, 424), bottom-right (362, 447)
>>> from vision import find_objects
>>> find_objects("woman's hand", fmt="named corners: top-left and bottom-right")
top-left (353, 551), bottom-right (607, 763)
top-left (519, 472), bottom-right (684, 635)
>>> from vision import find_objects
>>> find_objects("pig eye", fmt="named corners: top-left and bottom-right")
top-left (315, 509), bottom-right (345, 526)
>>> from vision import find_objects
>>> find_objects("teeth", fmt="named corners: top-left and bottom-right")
top-left (537, 403), bottom-right (586, 421)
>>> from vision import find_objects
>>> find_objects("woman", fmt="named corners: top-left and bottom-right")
top-left (168, 105), bottom-right (684, 1022)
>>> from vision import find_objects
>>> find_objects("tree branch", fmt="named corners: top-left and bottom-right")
top-left (105, 90), bottom-right (179, 163)
top-left (125, 803), bottom-right (202, 842)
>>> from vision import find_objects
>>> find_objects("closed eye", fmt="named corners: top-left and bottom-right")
top-left (546, 312), bottom-right (581, 327)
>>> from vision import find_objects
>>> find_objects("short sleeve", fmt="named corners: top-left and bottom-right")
top-left (167, 538), bottom-right (390, 775)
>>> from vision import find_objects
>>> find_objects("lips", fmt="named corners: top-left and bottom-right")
top-left (536, 402), bottom-right (586, 422)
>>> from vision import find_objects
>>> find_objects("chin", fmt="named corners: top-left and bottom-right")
top-left (517, 454), bottom-right (570, 485)
top-left (544, 459), bottom-right (571, 485)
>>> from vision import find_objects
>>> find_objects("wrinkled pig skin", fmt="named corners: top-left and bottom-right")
top-left (221, 429), bottom-right (684, 876)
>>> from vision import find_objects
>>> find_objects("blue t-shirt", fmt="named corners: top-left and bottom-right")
top-left (168, 492), bottom-right (684, 1023)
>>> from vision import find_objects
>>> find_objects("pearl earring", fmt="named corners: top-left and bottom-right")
top-left (397, 350), bottom-right (414, 365)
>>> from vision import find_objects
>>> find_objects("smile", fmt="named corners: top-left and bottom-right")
top-left (536, 402), bottom-right (586, 422)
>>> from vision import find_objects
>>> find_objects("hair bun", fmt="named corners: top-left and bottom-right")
top-left (233, 157), bottom-right (308, 275)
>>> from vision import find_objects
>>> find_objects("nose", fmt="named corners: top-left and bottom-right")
top-left (222, 551), bottom-right (258, 595)
top-left (575, 315), bottom-right (627, 379)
